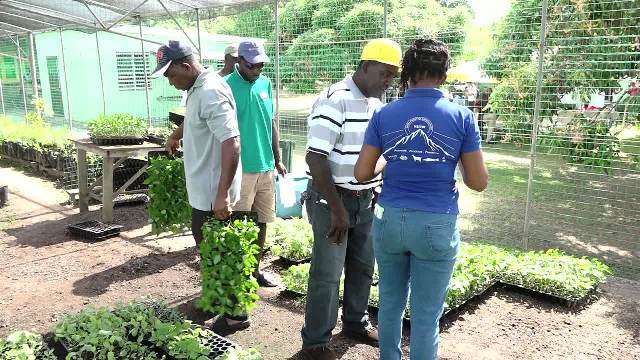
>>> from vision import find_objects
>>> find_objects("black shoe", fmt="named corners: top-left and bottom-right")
top-left (255, 272), bottom-right (277, 287)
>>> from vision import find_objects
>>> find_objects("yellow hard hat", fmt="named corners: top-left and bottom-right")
top-left (360, 38), bottom-right (402, 68)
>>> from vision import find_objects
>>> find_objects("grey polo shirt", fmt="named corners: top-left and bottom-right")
top-left (183, 70), bottom-right (242, 211)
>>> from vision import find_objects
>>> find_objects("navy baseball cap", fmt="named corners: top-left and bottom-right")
top-left (238, 41), bottom-right (270, 64)
top-left (150, 40), bottom-right (193, 78)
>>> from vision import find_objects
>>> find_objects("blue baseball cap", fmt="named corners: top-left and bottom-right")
top-left (150, 40), bottom-right (193, 78)
top-left (238, 41), bottom-right (270, 64)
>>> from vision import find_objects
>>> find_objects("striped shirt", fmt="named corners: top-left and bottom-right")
top-left (306, 76), bottom-right (382, 190)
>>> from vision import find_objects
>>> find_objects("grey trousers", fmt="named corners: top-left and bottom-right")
top-left (301, 185), bottom-right (375, 348)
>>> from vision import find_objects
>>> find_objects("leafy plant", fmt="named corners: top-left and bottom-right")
top-left (267, 218), bottom-right (313, 261)
top-left (501, 248), bottom-right (611, 300)
top-left (199, 218), bottom-right (261, 317)
top-left (53, 298), bottom-right (230, 360)
top-left (164, 326), bottom-right (211, 360)
top-left (296, 242), bottom-right (610, 315)
top-left (281, 263), bottom-right (311, 295)
top-left (0, 331), bottom-right (56, 360)
top-left (218, 347), bottom-right (264, 360)
top-left (88, 113), bottom-right (147, 139)
top-left (54, 307), bottom-right (163, 360)
top-left (145, 157), bottom-right (191, 234)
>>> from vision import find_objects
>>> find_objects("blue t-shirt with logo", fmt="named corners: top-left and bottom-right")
top-left (363, 87), bottom-right (481, 214)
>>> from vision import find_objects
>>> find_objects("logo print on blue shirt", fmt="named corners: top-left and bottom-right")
top-left (382, 117), bottom-right (458, 163)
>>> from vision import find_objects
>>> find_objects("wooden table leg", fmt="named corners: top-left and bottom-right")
top-left (102, 156), bottom-right (114, 223)
top-left (77, 148), bottom-right (88, 213)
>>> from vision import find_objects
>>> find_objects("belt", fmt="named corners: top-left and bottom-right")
top-left (335, 186), bottom-right (371, 197)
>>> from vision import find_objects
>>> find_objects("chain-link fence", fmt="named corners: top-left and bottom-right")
top-left (0, 0), bottom-right (638, 279)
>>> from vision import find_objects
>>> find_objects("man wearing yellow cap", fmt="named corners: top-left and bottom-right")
top-left (301, 38), bottom-right (401, 360)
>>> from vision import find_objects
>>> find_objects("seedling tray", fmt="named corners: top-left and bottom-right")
top-left (147, 134), bottom-right (166, 145)
top-left (203, 331), bottom-right (237, 359)
top-left (278, 256), bottom-right (311, 266)
top-left (90, 136), bottom-right (145, 146)
top-left (169, 111), bottom-right (185, 126)
top-left (499, 281), bottom-right (597, 309)
top-left (114, 193), bottom-right (149, 207)
top-left (67, 220), bottom-right (123, 241)
top-left (443, 281), bottom-right (499, 316)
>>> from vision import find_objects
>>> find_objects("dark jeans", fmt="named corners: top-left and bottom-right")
top-left (301, 186), bottom-right (375, 348)
top-left (191, 207), bottom-right (248, 322)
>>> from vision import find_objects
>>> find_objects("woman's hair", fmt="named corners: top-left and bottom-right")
top-left (400, 38), bottom-right (451, 91)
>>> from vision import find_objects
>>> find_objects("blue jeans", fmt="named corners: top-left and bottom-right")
top-left (373, 205), bottom-right (459, 360)
top-left (301, 186), bottom-right (375, 348)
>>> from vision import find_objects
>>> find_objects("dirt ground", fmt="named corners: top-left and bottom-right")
top-left (1, 162), bottom-right (639, 360)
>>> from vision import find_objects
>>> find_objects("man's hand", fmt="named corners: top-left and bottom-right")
top-left (213, 193), bottom-right (232, 220)
top-left (327, 203), bottom-right (350, 245)
top-left (165, 135), bottom-right (180, 154)
top-left (275, 161), bottom-right (287, 177)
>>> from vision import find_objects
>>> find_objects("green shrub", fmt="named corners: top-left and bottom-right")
top-left (280, 28), bottom-right (350, 94)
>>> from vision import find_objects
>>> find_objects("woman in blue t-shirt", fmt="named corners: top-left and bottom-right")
top-left (355, 39), bottom-right (488, 360)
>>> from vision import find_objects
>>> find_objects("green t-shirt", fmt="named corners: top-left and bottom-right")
top-left (224, 66), bottom-right (275, 173)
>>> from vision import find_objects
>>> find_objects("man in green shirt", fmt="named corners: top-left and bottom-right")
top-left (225, 41), bottom-right (287, 287)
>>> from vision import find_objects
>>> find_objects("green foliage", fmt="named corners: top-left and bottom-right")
top-left (285, 242), bottom-right (611, 310)
top-left (0, 116), bottom-right (71, 152)
top-left (54, 299), bottom-right (225, 360)
top-left (336, 3), bottom-right (384, 43)
top-left (281, 263), bottom-right (311, 295)
top-left (280, 28), bottom-right (350, 94)
top-left (280, 0), bottom-right (321, 42)
top-left (488, 62), bottom-right (538, 144)
top-left (485, 0), bottom-right (640, 152)
top-left (164, 326), bottom-right (211, 360)
top-left (202, 5), bottom-right (275, 41)
top-left (446, 242), bottom-right (513, 309)
top-left (218, 347), bottom-right (264, 360)
top-left (502, 249), bottom-right (611, 300)
top-left (538, 114), bottom-right (621, 173)
top-left (88, 113), bottom-right (147, 139)
top-left (25, 98), bottom-right (47, 128)
top-left (311, 0), bottom-right (362, 30)
top-left (0, 331), bottom-right (56, 360)
top-left (54, 307), bottom-right (163, 359)
top-left (199, 218), bottom-right (261, 317)
top-left (267, 218), bottom-right (314, 261)
top-left (145, 157), bottom-right (192, 234)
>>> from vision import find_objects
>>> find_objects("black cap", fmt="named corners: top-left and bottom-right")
top-left (150, 40), bottom-right (193, 78)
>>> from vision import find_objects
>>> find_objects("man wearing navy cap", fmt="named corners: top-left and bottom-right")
top-left (153, 41), bottom-right (249, 330)
top-left (225, 41), bottom-right (287, 288)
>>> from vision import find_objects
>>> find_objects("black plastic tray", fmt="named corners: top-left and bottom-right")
top-left (499, 281), bottom-right (597, 309)
top-left (114, 193), bottom-right (149, 207)
top-left (90, 137), bottom-right (145, 146)
top-left (67, 220), bottom-right (123, 240)
top-left (169, 111), bottom-right (184, 126)
top-left (147, 134), bottom-right (167, 145)
top-left (203, 332), bottom-right (236, 359)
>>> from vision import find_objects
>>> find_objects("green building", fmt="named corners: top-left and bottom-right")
top-left (1, 25), bottom-right (258, 128)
